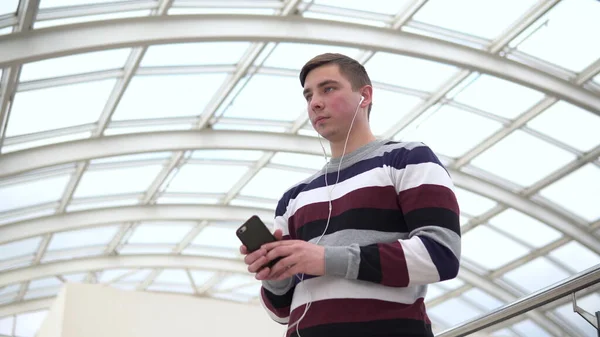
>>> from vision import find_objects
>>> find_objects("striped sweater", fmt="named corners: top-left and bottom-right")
top-left (260, 139), bottom-right (461, 337)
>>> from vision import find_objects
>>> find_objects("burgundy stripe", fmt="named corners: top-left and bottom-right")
top-left (379, 241), bottom-right (410, 287)
top-left (261, 288), bottom-right (290, 318)
top-left (288, 298), bottom-right (430, 330)
top-left (398, 184), bottom-right (459, 214)
top-left (289, 185), bottom-right (398, 232)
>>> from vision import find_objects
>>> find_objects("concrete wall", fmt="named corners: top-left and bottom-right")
top-left (36, 283), bottom-right (285, 337)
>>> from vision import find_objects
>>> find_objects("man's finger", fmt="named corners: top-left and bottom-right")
top-left (273, 229), bottom-right (283, 241)
top-left (255, 266), bottom-right (271, 280)
top-left (240, 245), bottom-right (248, 255)
top-left (262, 240), bottom-right (296, 250)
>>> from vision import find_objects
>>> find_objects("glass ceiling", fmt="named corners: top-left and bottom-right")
top-left (0, 0), bottom-right (599, 336)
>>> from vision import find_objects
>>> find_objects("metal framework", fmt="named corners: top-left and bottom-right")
top-left (0, 0), bottom-right (599, 336)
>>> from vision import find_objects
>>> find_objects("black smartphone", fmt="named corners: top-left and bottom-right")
top-left (236, 215), bottom-right (282, 268)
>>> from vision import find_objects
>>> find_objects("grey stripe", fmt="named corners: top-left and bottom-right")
top-left (412, 226), bottom-right (461, 259)
top-left (310, 229), bottom-right (409, 246)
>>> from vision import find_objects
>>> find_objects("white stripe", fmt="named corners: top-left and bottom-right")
top-left (260, 293), bottom-right (289, 324)
top-left (286, 166), bottom-right (393, 216)
top-left (400, 236), bottom-right (440, 286)
top-left (273, 215), bottom-right (290, 236)
top-left (290, 276), bottom-right (420, 311)
top-left (395, 161), bottom-right (454, 192)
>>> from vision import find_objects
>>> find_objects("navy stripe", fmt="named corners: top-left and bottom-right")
top-left (290, 318), bottom-right (433, 337)
top-left (263, 286), bottom-right (295, 309)
top-left (296, 208), bottom-right (407, 242)
top-left (404, 207), bottom-right (461, 237)
top-left (358, 244), bottom-right (382, 284)
top-left (420, 236), bottom-right (460, 281)
top-left (276, 144), bottom-right (445, 216)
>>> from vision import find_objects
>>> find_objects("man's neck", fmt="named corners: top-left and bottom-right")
top-left (329, 128), bottom-right (376, 159)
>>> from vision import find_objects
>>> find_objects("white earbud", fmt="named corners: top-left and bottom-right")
top-left (359, 95), bottom-right (364, 105)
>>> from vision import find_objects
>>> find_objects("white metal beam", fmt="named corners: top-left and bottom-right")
top-left (0, 297), bottom-right (53, 317)
top-left (0, 15), bottom-right (598, 115)
top-left (0, 204), bottom-right (273, 244)
top-left (0, 255), bottom-right (248, 287)
top-left (0, 130), bottom-right (597, 255)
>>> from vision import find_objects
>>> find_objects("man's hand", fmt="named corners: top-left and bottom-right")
top-left (239, 229), bottom-right (283, 280)
top-left (261, 240), bottom-right (325, 281)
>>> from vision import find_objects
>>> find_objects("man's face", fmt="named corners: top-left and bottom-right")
top-left (302, 64), bottom-right (362, 142)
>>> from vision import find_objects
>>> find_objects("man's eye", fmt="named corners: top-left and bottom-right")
top-left (324, 87), bottom-right (333, 92)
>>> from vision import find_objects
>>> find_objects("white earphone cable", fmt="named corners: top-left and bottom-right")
top-left (286, 96), bottom-right (363, 337)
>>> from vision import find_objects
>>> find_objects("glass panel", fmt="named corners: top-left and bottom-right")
top-left (14, 310), bottom-right (47, 337)
top-left (91, 151), bottom-right (172, 164)
top-left (452, 187), bottom-right (496, 217)
top-left (503, 256), bottom-right (570, 294)
top-left (462, 225), bottom-right (530, 271)
top-left (40, 0), bottom-right (124, 8)
top-left (488, 209), bottom-right (563, 248)
top-left (111, 73), bottom-right (228, 120)
top-left (41, 247), bottom-right (104, 263)
top-left (412, 0), bottom-right (538, 40)
top-left (165, 164), bottom-right (249, 194)
top-left (99, 269), bottom-right (133, 283)
top-left (511, 0), bottom-right (600, 72)
top-left (302, 11), bottom-right (388, 28)
top-left (548, 241), bottom-right (600, 273)
top-left (229, 198), bottom-right (277, 210)
top-left (120, 269), bottom-right (152, 282)
top-left (0, 0), bottom-right (19, 16)
top-left (62, 273), bottom-right (87, 283)
top-left (437, 277), bottom-right (465, 290)
top-left (314, 0), bottom-right (411, 14)
top-left (118, 245), bottom-right (172, 255)
top-left (452, 74), bottom-right (545, 119)
top-left (35, 10), bottom-right (151, 28)
top-left (128, 222), bottom-right (194, 244)
top-left (232, 282), bottom-right (261, 297)
top-left (48, 225), bottom-right (119, 250)
top-left (470, 130), bottom-right (576, 187)
top-left (154, 269), bottom-right (190, 284)
top-left (0, 174), bottom-right (69, 212)
top-left (461, 288), bottom-right (504, 311)
top-left (211, 123), bottom-right (288, 133)
top-left (491, 329), bottom-right (518, 337)
top-left (270, 152), bottom-right (325, 170)
top-left (527, 101), bottom-right (600, 152)
top-left (189, 270), bottom-right (215, 287)
top-left (147, 283), bottom-right (193, 294)
top-left (553, 293), bottom-right (600, 337)
top-left (66, 198), bottom-right (140, 212)
top-left (156, 196), bottom-right (220, 205)
top-left (538, 163), bottom-right (600, 222)
top-left (2, 132), bottom-right (91, 153)
top-left (0, 27), bottom-right (12, 36)
top-left (183, 246), bottom-right (238, 259)
top-left (512, 319), bottom-right (552, 337)
top-left (239, 168), bottom-right (313, 199)
top-left (0, 316), bottom-right (13, 335)
top-left (24, 286), bottom-right (61, 300)
top-left (368, 89), bottom-right (423, 136)
top-left (141, 42), bottom-right (250, 67)
top-left (221, 75), bottom-right (305, 122)
top-left (20, 49), bottom-right (130, 82)
top-left (213, 274), bottom-right (256, 292)
top-left (263, 43), bottom-right (360, 70)
top-left (0, 237), bottom-right (41, 260)
top-left (7, 79), bottom-right (116, 137)
top-left (73, 165), bottom-right (163, 198)
top-left (191, 150), bottom-right (264, 161)
top-left (0, 284), bottom-right (20, 296)
top-left (192, 225), bottom-right (239, 250)
top-left (428, 298), bottom-right (482, 327)
top-left (168, 8), bottom-right (277, 15)
top-left (365, 52), bottom-right (459, 92)
top-left (103, 123), bottom-right (192, 135)
top-left (0, 208), bottom-right (55, 227)
top-left (400, 104), bottom-right (503, 158)
top-left (424, 284), bottom-right (444, 301)
top-left (29, 277), bottom-right (61, 289)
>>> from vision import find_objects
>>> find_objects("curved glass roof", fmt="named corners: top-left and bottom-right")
top-left (0, 0), bottom-right (599, 336)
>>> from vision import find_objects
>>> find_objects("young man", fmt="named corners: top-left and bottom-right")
top-left (240, 53), bottom-right (461, 337)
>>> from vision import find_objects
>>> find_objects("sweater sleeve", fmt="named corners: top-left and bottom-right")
top-left (259, 208), bottom-right (296, 324)
top-left (324, 143), bottom-right (461, 287)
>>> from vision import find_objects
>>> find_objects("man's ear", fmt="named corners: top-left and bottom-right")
top-left (359, 85), bottom-right (373, 107)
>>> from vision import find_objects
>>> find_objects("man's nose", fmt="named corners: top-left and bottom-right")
top-left (310, 98), bottom-right (323, 111)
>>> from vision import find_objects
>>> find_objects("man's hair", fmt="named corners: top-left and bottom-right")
top-left (299, 53), bottom-right (373, 116)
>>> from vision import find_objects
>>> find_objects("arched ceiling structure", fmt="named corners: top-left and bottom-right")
top-left (0, 1), bottom-right (599, 337)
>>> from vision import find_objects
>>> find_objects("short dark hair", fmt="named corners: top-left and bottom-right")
top-left (300, 53), bottom-right (372, 116)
